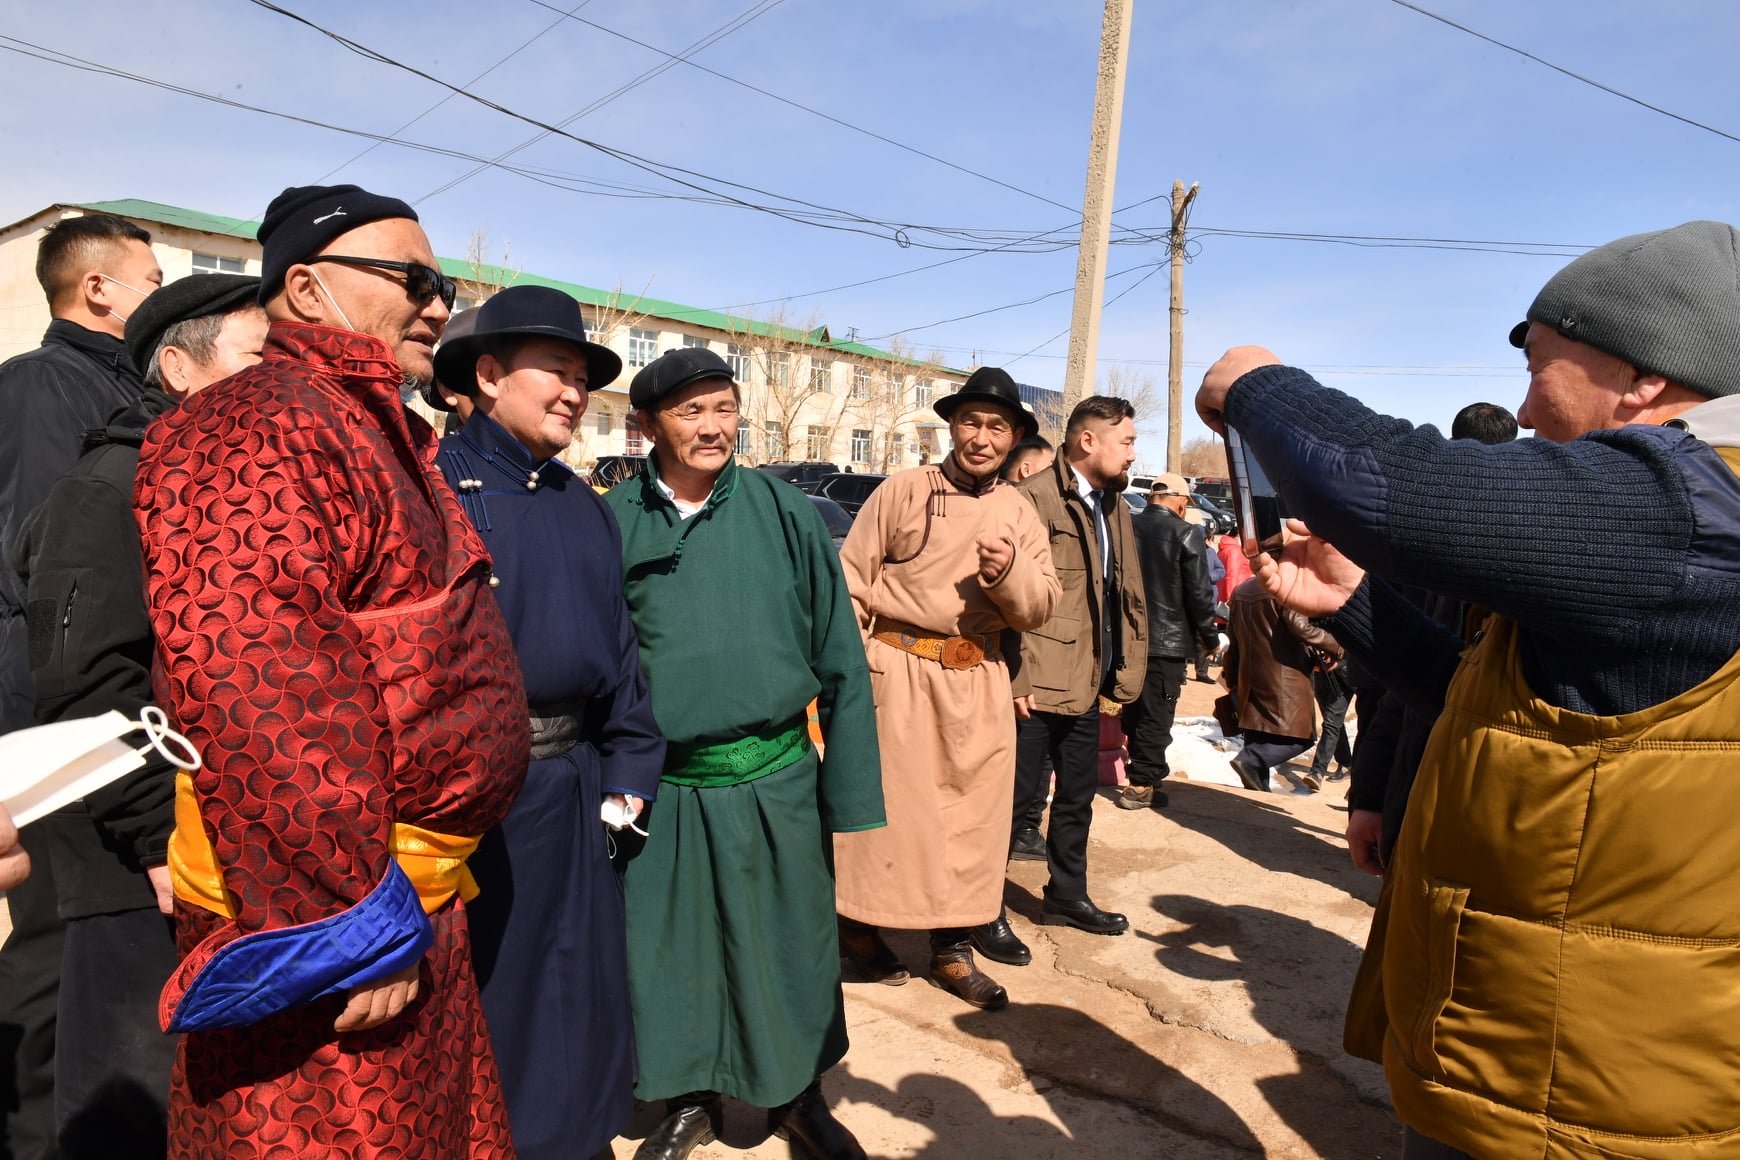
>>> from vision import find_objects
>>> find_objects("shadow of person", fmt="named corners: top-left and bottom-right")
top-left (830, 1069), bottom-right (1079, 1159)
top-left (1158, 780), bottom-right (1379, 904)
top-left (950, 1000), bottom-right (1262, 1153)
top-left (1149, 893), bottom-right (1400, 1159)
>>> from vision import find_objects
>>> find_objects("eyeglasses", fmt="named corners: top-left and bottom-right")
top-left (305, 256), bottom-right (456, 309)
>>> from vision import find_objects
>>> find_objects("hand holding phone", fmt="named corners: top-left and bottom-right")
top-left (1224, 427), bottom-right (1286, 559)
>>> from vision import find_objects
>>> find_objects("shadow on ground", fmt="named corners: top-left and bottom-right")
top-left (1156, 780), bottom-right (1380, 904)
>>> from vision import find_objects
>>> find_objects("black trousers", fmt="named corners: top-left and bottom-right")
top-left (1014, 709), bottom-right (1101, 902)
top-left (1239, 729), bottom-right (1314, 774)
top-left (1121, 658), bottom-right (1186, 788)
top-left (0, 823), bottom-right (63, 1160)
top-left (56, 908), bottom-right (177, 1160)
top-left (1309, 668), bottom-right (1354, 775)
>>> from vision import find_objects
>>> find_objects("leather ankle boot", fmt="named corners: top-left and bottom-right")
top-left (927, 934), bottom-right (1008, 1010)
top-left (634, 1092), bottom-right (720, 1160)
top-left (838, 916), bottom-right (910, 985)
top-left (768, 1077), bottom-right (867, 1160)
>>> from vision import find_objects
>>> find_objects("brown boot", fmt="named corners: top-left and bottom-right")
top-left (927, 930), bottom-right (1008, 1010)
top-left (838, 916), bottom-right (909, 985)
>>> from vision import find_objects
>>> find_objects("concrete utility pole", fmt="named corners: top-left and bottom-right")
top-left (1061, 0), bottom-right (1134, 409)
top-left (1167, 179), bottom-right (1199, 472)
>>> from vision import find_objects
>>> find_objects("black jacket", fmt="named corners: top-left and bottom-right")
top-left (0, 319), bottom-right (146, 733)
top-left (1131, 504), bottom-right (1218, 660)
top-left (13, 388), bottom-right (174, 918)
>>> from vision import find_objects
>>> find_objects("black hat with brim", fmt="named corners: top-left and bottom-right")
top-left (628, 346), bottom-right (736, 410)
top-left (423, 307), bottom-right (481, 412)
top-left (430, 284), bottom-right (622, 409)
top-left (124, 273), bottom-right (261, 378)
top-left (933, 366), bottom-right (1039, 438)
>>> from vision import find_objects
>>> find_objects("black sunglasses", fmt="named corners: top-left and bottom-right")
top-left (306, 255), bottom-right (457, 309)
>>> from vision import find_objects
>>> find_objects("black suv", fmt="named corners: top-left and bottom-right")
top-left (756, 461), bottom-right (840, 492)
top-left (812, 473), bottom-right (887, 516)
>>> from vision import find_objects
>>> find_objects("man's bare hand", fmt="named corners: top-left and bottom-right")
top-left (1253, 519), bottom-right (1365, 618)
top-left (0, 805), bottom-right (27, 891)
top-left (1013, 694), bottom-right (1035, 720)
top-left (976, 534), bottom-right (1015, 584)
top-left (1347, 809), bottom-right (1385, 876)
top-left (1195, 346), bottom-right (1282, 435)
top-left (334, 962), bottom-right (421, 1033)
top-left (146, 864), bottom-right (174, 915)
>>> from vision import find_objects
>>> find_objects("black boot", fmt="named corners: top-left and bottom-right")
top-left (769, 1077), bottom-right (867, 1160)
top-left (970, 909), bottom-right (1032, 966)
top-left (634, 1092), bottom-right (720, 1160)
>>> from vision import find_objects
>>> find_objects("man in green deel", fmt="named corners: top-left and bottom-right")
top-left (606, 346), bottom-right (885, 1160)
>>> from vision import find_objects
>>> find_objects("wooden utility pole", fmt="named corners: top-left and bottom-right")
top-left (1167, 179), bottom-right (1198, 472)
top-left (1061, 0), bottom-right (1134, 409)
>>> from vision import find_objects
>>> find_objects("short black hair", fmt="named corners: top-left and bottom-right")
top-left (1451, 402), bottom-right (1518, 445)
top-left (36, 214), bottom-right (152, 308)
top-left (1064, 395), bottom-right (1136, 441)
top-left (1001, 433), bottom-right (1053, 481)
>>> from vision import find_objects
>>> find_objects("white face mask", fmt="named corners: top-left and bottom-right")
top-left (98, 273), bottom-right (150, 324)
top-left (309, 268), bottom-right (357, 332)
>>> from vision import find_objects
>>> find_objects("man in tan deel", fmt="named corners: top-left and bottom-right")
top-left (833, 368), bottom-right (1059, 1009)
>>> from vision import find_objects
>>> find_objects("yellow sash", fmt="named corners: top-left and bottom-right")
top-left (167, 771), bottom-right (480, 919)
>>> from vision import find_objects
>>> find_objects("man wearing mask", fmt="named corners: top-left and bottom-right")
top-left (0, 211), bottom-right (161, 1160)
top-left (833, 368), bottom-right (1060, 1010)
top-left (431, 284), bottom-right (665, 1160)
top-left (1120, 474), bottom-right (1219, 810)
top-left (1005, 396), bottom-right (1147, 955)
top-left (1197, 220), bottom-right (1740, 1159)
top-left (15, 274), bottom-right (265, 1159)
top-left (135, 184), bottom-right (528, 1157)
top-left (606, 347), bottom-right (884, 1160)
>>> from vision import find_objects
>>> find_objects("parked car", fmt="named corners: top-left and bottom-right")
top-left (589, 454), bottom-right (646, 491)
top-left (1194, 479), bottom-right (1232, 507)
top-left (1190, 493), bottom-right (1235, 535)
top-left (808, 495), bottom-right (854, 548)
top-left (757, 461), bottom-right (840, 492)
top-left (1122, 492), bottom-right (1148, 515)
top-left (813, 472), bottom-right (887, 516)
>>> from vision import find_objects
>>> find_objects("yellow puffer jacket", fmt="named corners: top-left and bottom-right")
top-left (1369, 613), bottom-right (1740, 1158)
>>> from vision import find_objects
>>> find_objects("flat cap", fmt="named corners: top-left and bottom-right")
top-left (257, 183), bottom-right (418, 302)
top-left (629, 346), bottom-right (735, 410)
top-left (125, 273), bottom-right (261, 378)
top-left (1509, 220), bottom-right (1740, 399)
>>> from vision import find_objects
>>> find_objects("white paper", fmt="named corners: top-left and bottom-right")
top-left (0, 711), bottom-right (148, 827)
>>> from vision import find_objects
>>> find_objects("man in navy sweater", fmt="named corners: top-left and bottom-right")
top-left (1196, 220), bottom-right (1740, 1160)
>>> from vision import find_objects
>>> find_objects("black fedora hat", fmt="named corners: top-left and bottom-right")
top-left (431, 284), bottom-right (622, 404)
top-left (422, 307), bottom-right (481, 412)
top-left (933, 366), bottom-right (1038, 437)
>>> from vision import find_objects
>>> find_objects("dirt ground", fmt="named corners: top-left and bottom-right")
top-left (1, 677), bottom-right (1399, 1158)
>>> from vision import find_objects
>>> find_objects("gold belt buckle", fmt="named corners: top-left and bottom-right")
top-left (940, 635), bottom-right (985, 670)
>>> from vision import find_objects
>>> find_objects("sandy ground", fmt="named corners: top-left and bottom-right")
top-left (2, 677), bottom-right (1399, 1158)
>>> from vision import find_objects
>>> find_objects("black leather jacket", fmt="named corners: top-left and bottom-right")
top-left (1130, 504), bottom-right (1218, 660)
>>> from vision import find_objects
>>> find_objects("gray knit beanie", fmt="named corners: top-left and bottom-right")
top-left (1508, 220), bottom-right (1740, 398)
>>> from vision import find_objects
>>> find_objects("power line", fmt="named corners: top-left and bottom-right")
top-left (865, 261), bottom-right (1162, 344)
top-left (1006, 263), bottom-right (1166, 367)
top-left (1386, 0), bottom-right (1740, 146)
top-left (413, 0), bottom-right (790, 204)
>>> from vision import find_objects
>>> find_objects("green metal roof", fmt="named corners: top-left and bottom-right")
top-left (75, 199), bottom-right (958, 373)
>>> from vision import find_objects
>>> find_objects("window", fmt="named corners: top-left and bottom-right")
top-left (191, 252), bottom-right (244, 275)
top-left (682, 335), bottom-right (708, 349)
top-left (806, 425), bottom-right (830, 460)
top-left (765, 421), bottom-right (786, 459)
top-left (914, 379), bottom-right (934, 407)
top-left (595, 409), bottom-right (612, 436)
top-left (736, 421), bottom-right (752, 457)
top-left (625, 415), bottom-right (644, 454)
top-left (851, 365), bottom-right (871, 400)
top-left (628, 328), bottom-right (659, 368)
top-left (850, 429), bottom-right (871, 462)
top-left (768, 351), bottom-right (791, 388)
top-left (453, 295), bottom-right (478, 312)
top-left (726, 344), bottom-right (752, 382)
top-left (810, 358), bottom-right (832, 393)
top-left (888, 432), bottom-right (906, 462)
top-left (889, 373), bottom-right (906, 402)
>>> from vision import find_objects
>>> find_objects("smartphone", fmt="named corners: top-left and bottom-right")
top-left (1224, 426), bottom-right (1286, 559)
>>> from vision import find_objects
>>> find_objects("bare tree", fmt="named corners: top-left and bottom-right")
top-left (459, 228), bottom-right (522, 305)
top-left (843, 336), bottom-right (946, 473)
top-left (1179, 435), bottom-right (1229, 479)
top-left (727, 305), bottom-right (849, 465)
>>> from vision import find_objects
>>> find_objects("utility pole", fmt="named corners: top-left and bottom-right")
top-left (1061, 0), bottom-right (1134, 409)
top-left (1167, 179), bottom-right (1198, 472)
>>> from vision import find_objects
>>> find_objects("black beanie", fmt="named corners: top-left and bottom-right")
top-left (256, 184), bottom-right (419, 304)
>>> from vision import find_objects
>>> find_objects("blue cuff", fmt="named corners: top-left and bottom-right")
top-left (167, 862), bottom-right (434, 1033)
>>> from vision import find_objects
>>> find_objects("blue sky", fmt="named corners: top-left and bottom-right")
top-left (3, 0), bottom-right (1735, 470)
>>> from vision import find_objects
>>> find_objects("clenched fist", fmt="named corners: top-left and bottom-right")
top-left (976, 534), bottom-right (1015, 584)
